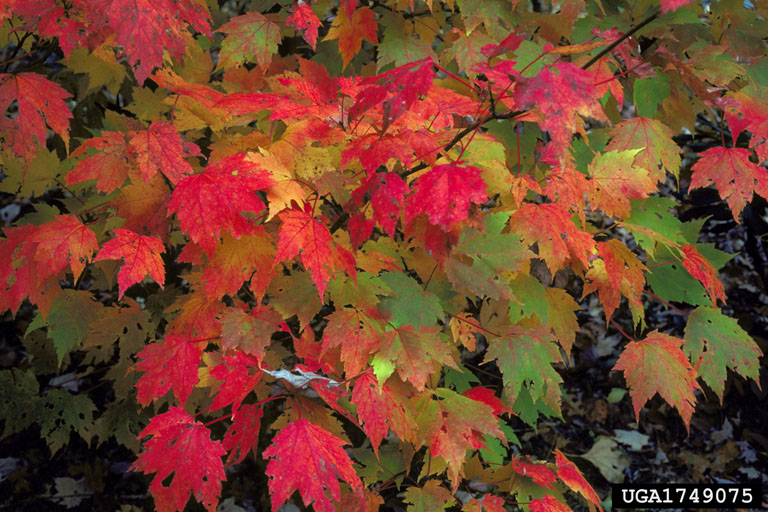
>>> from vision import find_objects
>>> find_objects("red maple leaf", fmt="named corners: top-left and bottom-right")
top-left (406, 161), bottom-right (487, 231)
top-left (94, 229), bottom-right (165, 298)
top-left (511, 456), bottom-right (557, 489)
top-left (262, 419), bottom-right (362, 512)
top-left (689, 146), bottom-right (768, 221)
top-left (349, 58), bottom-right (434, 133)
top-left (223, 403), bottom-right (263, 465)
top-left (681, 244), bottom-right (726, 307)
top-left (129, 122), bottom-right (201, 185)
top-left (513, 62), bottom-right (607, 158)
top-left (274, 203), bottom-right (356, 299)
top-left (66, 132), bottom-right (133, 193)
top-left (209, 352), bottom-right (261, 413)
top-left (530, 495), bottom-right (571, 512)
top-left (31, 215), bottom-right (98, 282)
top-left (350, 370), bottom-right (417, 452)
top-left (286, 2), bottom-right (321, 50)
top-left (135, 334), bottom-right (204, 406)
top-left (0, 72), bottom-right (72, 158)
top-left (88, 0), bottom-right (212, 83)
top-left (168, 153), bottom-right (274, 255)
top-left (132, 407), bottom-right (226, 512)
top-left (462, 387), bottom-right (512, 417)
top-left (660, 0), bottom-right (696, 13)
top-left (0, 225), bottom-right (41, 314)
top-left (554, 449), bottom-right (603, 512)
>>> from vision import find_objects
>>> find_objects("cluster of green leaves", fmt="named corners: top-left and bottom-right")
top-left (0, 0), bottom-right (766, 510)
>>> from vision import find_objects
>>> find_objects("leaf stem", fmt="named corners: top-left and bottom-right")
top-left (609, 317), bottom-right (635, 342)
top-left (643, 288), bottom-right (688, 316)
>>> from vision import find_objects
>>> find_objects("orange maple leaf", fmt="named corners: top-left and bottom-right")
top-left (324, 6), bottom-right (378, 68)
top-left (613, 331), bottom-right (700, 429)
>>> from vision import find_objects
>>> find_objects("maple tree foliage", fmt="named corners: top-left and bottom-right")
top-left (0, 0), bottom-right (766, 510)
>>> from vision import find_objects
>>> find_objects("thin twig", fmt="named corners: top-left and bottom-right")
top-left (581, 8), bottom-right (661, 70)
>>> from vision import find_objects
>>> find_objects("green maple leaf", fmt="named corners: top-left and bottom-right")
top-left (378, 272), bottom-right (443, 328)
top-left (684, 307), bottom-right (763, 399)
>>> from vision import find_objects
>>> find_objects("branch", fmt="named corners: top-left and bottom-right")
top-left (581, 8), bottom-right (661, 70)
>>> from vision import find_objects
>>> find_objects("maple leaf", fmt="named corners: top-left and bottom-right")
top-left (286, 2), bottom-right (321, 50)
top-left (209, 352), bottom-right (261, 413)
top-left (464, 495), bottom-right (507, 512)
top-left (94, 229), bottom-right (165, 298)
top-left (462, 387), bottom-right (512, 417)
top-left (446, 211), bottom-right (533, 301)
top-left (508, 203), bottom-right (595, 273)
top-left (89, 0), bottom-right (212, 84)
top-left (372, 325), bottom-right (456, 391)
top-left (349, 58), bottom-right (434, 132)
top-left (511, 456), bottom-right (557, 488)
top-left (0, 72), bottom-right (72, 158)
top-left (351, 370), bottom-right (417, 452)
top-left (263, 419), bottom-right (362, 512)
top-left (613, 331), bottom-right (700, 429)
top-left (660, 0), bottom-right (696, 13)
top-left (135, 334), bottom-right (204, 406)
top-left (683, 306), bottom-right (763, 399)
top-left (587, 150), bottom-right (655, 218)
top-left (322, 308), bottom-right (383, 377)
top-left (202, 230), bottom-right (275, 300)
top-left (484, 326), bottom-right (563, 414)
top-left (219, 306), bottom-right (282, 365)
top-left (689, 146), bottom-right (768, 221)
top-left (129, 122), bottom-right (201, 185)
top-left (605, 117), bottom-right (682, 182)
top-left (31, 215), bottom-right (99, 282)
top-left (168, 153), bottom-right (274, 255)
top-left (110, 173), bottom-right (172, 242)
top-left (324, 6), bottom-right (378, 68)
top-left (723, 90), bottom-right (768, 164)
top-left (530, 495), bottom-right (571, 512)
top-left (554, 449), bottom-right (603, 512)
top-left (681, 244), bottom-right (726, 307)
top-left (223, 403), bottom-right (263, 465)
top-left (582, 239), bottom-right (647, 324)
top-left (416, 388), bottom-right (504, 489)
top-left (216, 12), bottom-right (281, 70)
top-left (403, 480), bottom-right (456, 511)
top-left (406, 161), bottom-right (488, 231)
top-left (0, 225), bottom-right (42, 314)
top-left (274, 203), bottom-right (356, 299)
top-left (132, 407), bottom-right (226, 512)
top-left (513, 62), bottom-right (607, 158)
top-left (66, 132), bottom-right (133, 193)
top-left (378, 271), bottom-right (444, 328)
